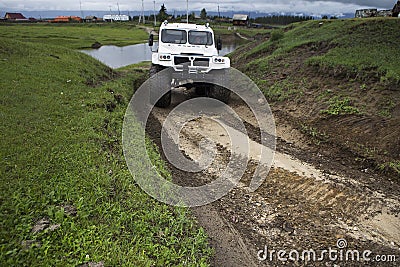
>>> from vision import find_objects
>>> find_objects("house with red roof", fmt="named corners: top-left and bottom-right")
top-left (5, 13), bottom-right (28, 21)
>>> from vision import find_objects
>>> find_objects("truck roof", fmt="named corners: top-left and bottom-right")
top-left (160, 22), bottom-right (213, 31)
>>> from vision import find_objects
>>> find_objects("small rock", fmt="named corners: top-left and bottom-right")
top-left (31, 218), bottom-right (50, 234)
top-left (91, 42), bottom-right (102, 49)
top-left (61, 204), bottom-right (77, 216)
top-left (21, 240), bottom-right (41, 250)
top-left (282, 221), bottom-right (295, 234)
top-left (48, 224), bottom-right (61, 231)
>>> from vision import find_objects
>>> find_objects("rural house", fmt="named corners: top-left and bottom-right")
top-left (377, 10), bottom-right (393, 17)
top-left (103, 14), bottom-right (130, 22)
top-left (53, 16), bottom-right (82, 23)
top-left (232, 14), bottom-right (249, 26)
top-left (84, 16), bottom-right (98, 22)
top-left (355, 9), bottom-right (377, 18)
top-left (5, 12), bottom-right (28, 21)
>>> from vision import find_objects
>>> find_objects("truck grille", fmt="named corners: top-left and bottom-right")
top-left (193, 58), bottom-right (209, 67)
top-left (174, 56), bottom-right (190, 65)
top-left (174, 56), bottom-right (210, 67)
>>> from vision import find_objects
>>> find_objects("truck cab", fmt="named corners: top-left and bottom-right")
top-left (149, 21), bottom-right (231, 107)
top-left (150, 21), bottom-right (230, 73)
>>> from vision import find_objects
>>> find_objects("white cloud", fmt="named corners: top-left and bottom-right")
top-left (0, 0), bottom-right (395, 13)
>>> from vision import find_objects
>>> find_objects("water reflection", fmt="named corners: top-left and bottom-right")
top-left (81, 42), bottom-right (237, 69)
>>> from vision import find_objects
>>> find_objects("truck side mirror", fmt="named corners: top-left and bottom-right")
top-left (216, 37), bottom-right (222, 51)
top-left (149, 34), bottom-right (154, 47)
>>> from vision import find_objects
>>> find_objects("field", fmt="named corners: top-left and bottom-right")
top-left (0, 25), bottom-right (211, 266)
top-left (0, 23), bottom-right (148, 48)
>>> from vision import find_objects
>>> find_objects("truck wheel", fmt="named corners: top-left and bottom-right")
top-left (207, 85), bottom-right (230, 104)
top-left (149, 64), bottom-right (171, 108)
top-left (155, 91), bottom-right (171, 108)
top-left (194, 83), bottom-right (208, 96)
top-left (149, 63), bottom-right (164, 77)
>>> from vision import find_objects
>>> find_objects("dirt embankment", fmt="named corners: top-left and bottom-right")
top-left (231, 38), bottom-right (400, 180)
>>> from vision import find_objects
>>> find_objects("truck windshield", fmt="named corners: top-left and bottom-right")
top-left (161, 29), bottom-right (187, 44)
top-left (188, 31), bottom-right (213, 45)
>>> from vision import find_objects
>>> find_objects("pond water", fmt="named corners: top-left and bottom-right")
top-left (81, 42), bottom-right (238, 69)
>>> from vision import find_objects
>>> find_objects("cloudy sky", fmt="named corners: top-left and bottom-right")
top-left (0, 0), bottom-right (396, 15)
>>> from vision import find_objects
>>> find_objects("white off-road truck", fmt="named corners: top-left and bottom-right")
top-left (148, 21), bottom-right (231, 107)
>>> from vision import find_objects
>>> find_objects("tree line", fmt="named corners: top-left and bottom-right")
top-left (151, 5), bottom-right (314, 25)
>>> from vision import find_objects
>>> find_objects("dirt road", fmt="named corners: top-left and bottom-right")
top-left (145, 88), bottom-right (400, 266)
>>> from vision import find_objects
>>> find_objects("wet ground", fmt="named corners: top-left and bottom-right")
top-left (145, 88), bottom-right (400, 266)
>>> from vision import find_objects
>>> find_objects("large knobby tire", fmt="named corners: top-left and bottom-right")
top-left (149, 63), bottom-right (164, 77)
top-left (194, 83), bottom-right (208, 96)
top-left (149, 64), bottom-right (171, 108)
top-left (206, 85), bottom-right (231, 104)
top-left (154, 90), bottom-right (171, 108)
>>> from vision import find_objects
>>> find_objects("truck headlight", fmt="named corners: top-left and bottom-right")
top-left (213, 57), bottom-right (226, 64)
top-left (159, 54), bottom-right (171, 61)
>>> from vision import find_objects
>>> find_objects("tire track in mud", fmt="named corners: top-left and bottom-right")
top-left (146, 90), bottom-right (400, 266)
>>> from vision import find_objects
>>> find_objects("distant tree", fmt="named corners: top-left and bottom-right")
top-left (189, 11), bottom-right (195, 21)
top-left (321, 15), bottom-right (328, 19)
top-left (330, 16), bottom-right (338, 19)
top-left (200, 8), bottom-right (207, 20)
top-left (158, 4), bottom-right (168, 21)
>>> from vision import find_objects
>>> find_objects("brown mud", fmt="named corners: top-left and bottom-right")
top-left (145, 86), bottom-right (400, 266)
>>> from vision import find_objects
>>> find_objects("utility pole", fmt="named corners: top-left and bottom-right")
top-left (186, 0), bottom-right (189, 23)
top-left (80, 1), bottom-right (84, 19)
top-left (138, 0), bottom-right (142, 23)
top-left (117, 2), bottom-right (120, 15)
top-left (139, 0), bottom-right (144, 24)
top-left (142, 0), bottom-right (145, 24)
top-left (153, 0), bottom-right (156, 26)
top-left (109, 5), bottom-right (113, 23)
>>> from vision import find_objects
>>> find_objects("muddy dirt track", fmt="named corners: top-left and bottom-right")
top-left (145, 88), bottom-right (400, 266)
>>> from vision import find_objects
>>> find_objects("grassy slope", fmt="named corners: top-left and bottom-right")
top-left (239, 18), bottom-right (400, 85)
top-left (0, 34), bottom-right (210, 265)
top-left (0, 23), bottom-right (149, 49)
top-left (231, 18), bottom-right (400, 174)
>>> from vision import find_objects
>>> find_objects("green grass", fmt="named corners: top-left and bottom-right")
top-left (212, 25), bottom-right (272, 38)
top-left (0, 23), bottom-right (149, 49)
top-left (300, 124), bottom-right (328, 145)
top-left (320, 95), bottom-right (361, 116)
top-left (0, 37), bottom-right (211, 266)
top-left (257, 77), bottom-right (301, 102)
top-left (239, 18), bottom-right (400, 85)
top-left (378, 98), bottom-right (396, 118)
